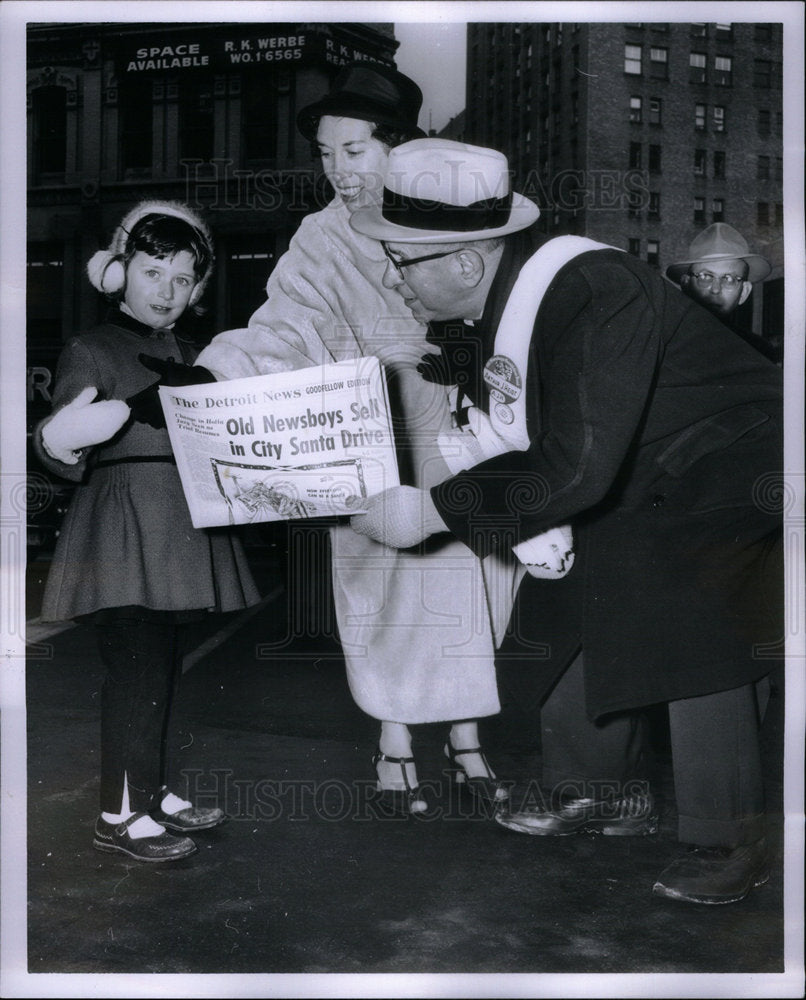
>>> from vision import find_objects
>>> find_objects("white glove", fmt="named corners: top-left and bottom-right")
top-left (41, 387), bottom-right (131, 465)
top-left (349, 486), bottom-right (447, 548)
top-left (514, 523), bottom-right (575, 579)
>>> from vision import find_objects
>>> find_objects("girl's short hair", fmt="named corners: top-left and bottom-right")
top-left (121, 213), bottom-right (214, 284)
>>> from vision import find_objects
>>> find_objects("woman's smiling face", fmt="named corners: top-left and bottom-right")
top-left (316, 116), bottom-right (390, 214)
top-left (123, 250), bottom-right (198, 329)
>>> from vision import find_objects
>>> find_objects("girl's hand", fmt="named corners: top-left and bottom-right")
top-left (41, 387), bottom-right (130, 465)
top-left (127, 355), bottom-right (216, 428)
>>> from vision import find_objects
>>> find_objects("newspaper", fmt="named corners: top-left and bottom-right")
top-left (159, 356), bottom-right (399, 528)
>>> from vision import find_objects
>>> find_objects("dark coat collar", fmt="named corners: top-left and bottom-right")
top-left (104, 306), bottom-right (197, 343)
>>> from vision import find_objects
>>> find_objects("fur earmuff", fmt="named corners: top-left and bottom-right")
top-left (86, 251), bottom-right (126, 294)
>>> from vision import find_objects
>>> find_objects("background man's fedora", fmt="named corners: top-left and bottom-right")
top-left (350, 139), bottom-right (540, 244)
top-left (296, 62), bottom-right (426, 141)
top-left (666, 223), bottom-right (772, 283)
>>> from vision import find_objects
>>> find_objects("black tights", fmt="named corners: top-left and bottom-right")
top-left (95, 618), bottom-right (184, 814)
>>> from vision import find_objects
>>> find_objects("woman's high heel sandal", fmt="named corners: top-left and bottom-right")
top-left (444, 741), bottom-right (510, 808)
top-left (372, 749), bottom-right (427, 817)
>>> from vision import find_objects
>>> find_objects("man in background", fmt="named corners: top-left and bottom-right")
top-left (666, 222), bottom-right (780, 363)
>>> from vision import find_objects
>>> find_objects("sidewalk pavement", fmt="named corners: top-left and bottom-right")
top-left (7, 547), bottom-right (797, 997)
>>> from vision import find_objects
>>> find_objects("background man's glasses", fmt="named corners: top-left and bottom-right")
top-left (691, 270), bottom-right (744, 289)
top-left (382, 243), bottom-right (460, 278)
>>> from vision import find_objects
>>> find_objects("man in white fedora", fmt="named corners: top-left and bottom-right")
top-left (666, 222), bottom-right (778, 362)
top-left (348, 138), bottom-right (784, 906)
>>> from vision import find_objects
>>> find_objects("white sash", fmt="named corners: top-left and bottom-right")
top-left (438, 236), bottom-right (619, 577)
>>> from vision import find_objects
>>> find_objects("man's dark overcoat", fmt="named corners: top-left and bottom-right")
top-left (431, 233), bottom-right (784, 720)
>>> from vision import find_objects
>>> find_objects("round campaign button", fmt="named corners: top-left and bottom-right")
top-left (495, 402), bottom-right (515, 424)
top-left (483, 355), bottom-right (522, 403)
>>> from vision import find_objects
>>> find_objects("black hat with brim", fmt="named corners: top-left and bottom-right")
top-left (297, 62), bottom-right (426, 141)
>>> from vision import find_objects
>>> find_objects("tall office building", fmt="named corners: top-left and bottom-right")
top-left (463, 21), bottom-right (784, 340)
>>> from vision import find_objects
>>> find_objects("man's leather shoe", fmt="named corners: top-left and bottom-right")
top-left (151, 803), bottom-right (227, 832)
top-left (93, 814), bottom-right (197, 862)
top-left (652, 838), bottom-right (770, 904)
top-left (495, 790), bottom-right (658, 837)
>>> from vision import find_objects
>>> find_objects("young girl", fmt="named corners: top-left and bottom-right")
top-left (36, 201), bottom-right (259, 862)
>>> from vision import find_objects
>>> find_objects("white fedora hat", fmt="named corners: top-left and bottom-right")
top-left (349, 138), bottom-right (540, 244)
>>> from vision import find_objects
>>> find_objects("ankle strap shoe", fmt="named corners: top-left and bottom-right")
top-left (444, 741), bottom-right (510, 808)
top-left (93, 814), bottom-right (197, 862)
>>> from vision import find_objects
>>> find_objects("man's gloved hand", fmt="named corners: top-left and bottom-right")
top-left (126, 354), bottom-right (216, 428)
top-left (514, 524), bottom-right (575, 579)
top-left (348, 485), bottom-right (448, 549)
top-left (41, 387), bottom-right (131, 465)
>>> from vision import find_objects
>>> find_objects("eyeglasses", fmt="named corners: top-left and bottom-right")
top-left (382, 242), bottom-right (460, 278)
top-left (691, 270), bottom-right (745, 289)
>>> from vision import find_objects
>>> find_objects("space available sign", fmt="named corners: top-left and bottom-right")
top-left (159, 357), bottom-right (399, 528)
top-left (121, 27), bottom-right (392, 73)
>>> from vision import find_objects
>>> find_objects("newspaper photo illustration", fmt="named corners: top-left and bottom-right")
top-left (159, 356), bottom-right (399, 528)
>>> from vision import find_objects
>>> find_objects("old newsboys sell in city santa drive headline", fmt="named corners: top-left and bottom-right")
top-left (160, 357), bottom-right (399, 528)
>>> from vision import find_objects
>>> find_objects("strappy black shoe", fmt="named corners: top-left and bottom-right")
top-left (371, 748), bottom-right (428, 817)
top-left (444, 741), bottom-right (510, 808)
top-left (93, 813), bottom-right (197, 862)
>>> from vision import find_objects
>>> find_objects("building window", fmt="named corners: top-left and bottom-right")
top-left (647, 239), bottom-right (659, 266)
top-left (242, 73), bottom-right (278, 163)
top-left (775, 111), bottom-right (783, 135)
top-left (629, 95), bottom-right (642, 122)
top-left (227, 236), bottom-right (277, 328)
top-left (31, 85), bottom-right (67, 177)
top-left (755, 24), bottom-right (773, 42)
top-left (179, 79), bottom-right (214, 162)
top-left (757, 108), bottom-right (771, 136)
top-left (628, 190), bottom-right (642, 218)
top-left (713, 150), bottom-right (726, 178)
top-left (715, 23), bottom-right (733, 39)
top-left (774, 156), bottom-right (783, 182)
top-left (695, 103), bottom-right (706, 130)
top-left (27, 241), bottom-right (65, 346)
top-left (754, 59), bottom-right (773, 88)
top-left (690, 23), bottom-right (707, 38)
top-left (694, 148), bottom-right (706, 176)
top-left (624, 44), bottom-right (642, 75)
top-left (649, 97), bottom-right (662, 125)
top-left (629, 141), bottom-right (642, 169)
top-left (119, 77), bottom-right (153, 173)
top-left (757, 202), bottom-right (769, 226)
top-left (775, 203), bottom-right (783, 227)
top-left (694, 197), bottom-right (705, 223)
top-left (628, 238), bottom-right (641, 257)
top-left (649, 144), bottom-right (661, 173)
top-left (714, 56), bottom-right (733, 86)
top-left (757, 155), bottom-right (770, 181)
top-left (689, 52), bottom-right (707, 84)
top-left (712, 198), bottom-right (724, 222)
top-left (649, 47), bottom-right (668, 79)
top-left (713, 105), bottom-right (726, 132)
top-left (648, 192), bottom-right (660, 219)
